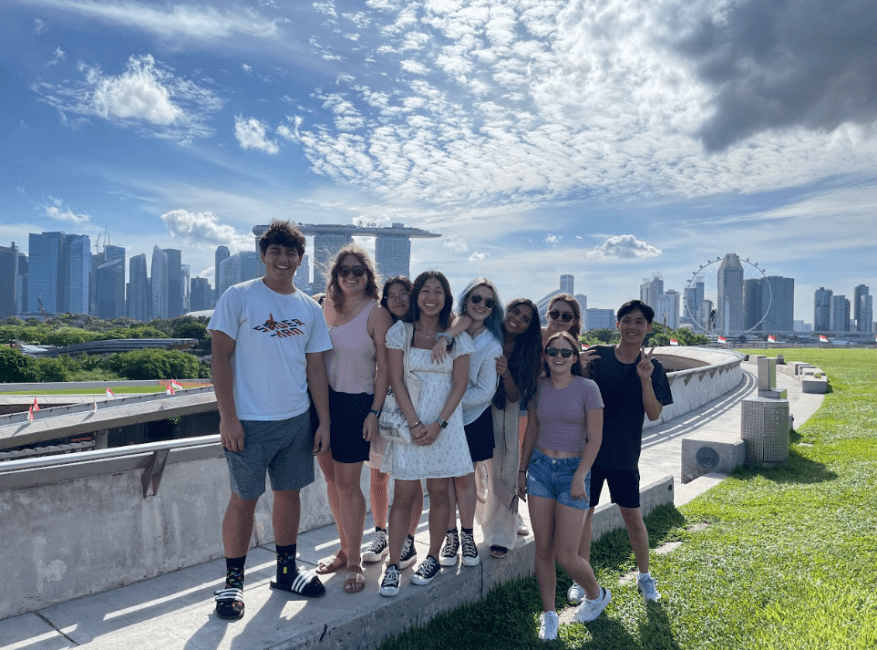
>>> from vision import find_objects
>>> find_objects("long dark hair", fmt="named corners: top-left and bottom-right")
top-left (494, 298), bottom-right (541, 410)
top-left (325, 244), bottom-right (380, 312)
top-left (543, 331), bottom-right (583, 378)
top-left (409, 271), bottom-right (454, 329)
top-left (380, 276), bottom-right (414, 323)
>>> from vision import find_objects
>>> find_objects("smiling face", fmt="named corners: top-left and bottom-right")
top-left (546, 299), bottom-right (575, 334)
top-left (616, 308), bottom-right (652, 346)
top-left (544, 334), bottom-right (577, 375)
top-left (504, 303), bottom-right (534, 335)
top-left (466, 284), bottom-right (494, 325)
top-left (417, 277), bottom-right (445, 318)
top-left (261, 243), bottom-right (300, 288)
top-left (384, 280), bottom-right (410, 320)
top-left (337, 253), bottom-right (367, 297)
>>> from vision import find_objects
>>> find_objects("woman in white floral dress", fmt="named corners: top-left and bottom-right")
top-left (379, 271), bottom-right (474, 596)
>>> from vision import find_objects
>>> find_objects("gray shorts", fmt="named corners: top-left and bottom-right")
top-left (224, 411), bottom-right (314, 500)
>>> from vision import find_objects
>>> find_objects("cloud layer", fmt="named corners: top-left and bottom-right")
top-left (160, 209), bottom-right (253, 251)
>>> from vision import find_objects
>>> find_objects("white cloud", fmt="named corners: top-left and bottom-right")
top-left (544, 234), bottom-right (560, 244)
top-left (48, 47), bottom-right (65, 66)
top-left (468, 251), bottom-right (488, 262)
top-left (444, 235), bottom-right (468, 252)
top-left (234, 116), bottom-right (280, 154)
top-left (22, 0), bottom-right (280, 41)
top-left (160, 209), bottom-right (252, 251)
top-left (277, 116), bottom-right (303, 143)
top-left (34, 54), bottom-right (222, 142)
top-left (587, 235), bottom-right (662, 260)
top-left (242, 63), bottom-right (252, 74)
top-left (43, 199), bottom-right (90, 224)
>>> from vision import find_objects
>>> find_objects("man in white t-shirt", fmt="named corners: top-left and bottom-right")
top-left (208, 221), bottom-right (332, 620)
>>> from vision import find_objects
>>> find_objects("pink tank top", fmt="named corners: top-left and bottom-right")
top-left (326, 301), bottom-right (377, 395)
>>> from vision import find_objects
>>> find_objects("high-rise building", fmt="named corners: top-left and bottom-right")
top-left (829, 295), bottom-right (850, 332)
top-left (312, 232), bottom-right (353, 294)
top-left (0, 243), bottom-right (19, 319)
top-left (66, 235), bottom-right (91, 315)
top-left (150, 246), bottom-right (169, 320)
top-left (742, 278), bottom-right (762, 331)
top-left (162, 249), bottom-right (183, 318)
top-left (575, 294), bottom-right (587, 330)
top-left (854, 285), bottom-right (872, 332)
top-left (761, 276), bottom-right (795, 333)
top-left (814, 287), bottom-right (833, 332)
top-left (716, 253), bottom-right (744, 334)
top-left (27, 232), bottom-right (67, 314)
top-left (294, 254), bottom-right (310, 294)
top-left (656, 290), bottom-right (680, 329)
top-left (375, 228), bottom-right (411, 281)
top-left (181, 264), bottom-right (190, 314)
top-left (128, 254), bottom-right (149, 321)
top-left (683, 277), bottom-right (705, 328)
top-left (190, 277), bottom-right (212, 312)
top-left (240, 251), bottom-right (258, 284)
top-left (16, 253), bottom-right (27, 315)
top-left (215, 246), bottom-right (230, 301)
top-left (218, 252), bottom-right (257, 295)
top-left (96, 257), bottom-right (125, 319)
top-left (560, 274), bottom-right (574, 295)
top-left (639, 273), bottom-right (663, 310)
top-left (586, 308), bottom-right (616, 330)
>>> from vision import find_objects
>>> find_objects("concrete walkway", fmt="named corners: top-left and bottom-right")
top-left (0, 363), bottom-right (823, 650)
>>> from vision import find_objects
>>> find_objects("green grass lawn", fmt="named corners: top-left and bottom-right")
top-left (377, 348), bottom-right (877, 650)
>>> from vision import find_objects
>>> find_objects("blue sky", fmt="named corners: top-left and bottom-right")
top-left (2, 0), bottom-right (876, 322)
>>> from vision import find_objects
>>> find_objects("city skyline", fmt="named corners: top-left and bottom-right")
top-left (2, 1), bottom-right (876, 322)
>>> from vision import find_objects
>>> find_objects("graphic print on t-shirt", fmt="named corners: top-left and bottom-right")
top-left (253, 313), bottom-right (307, 338)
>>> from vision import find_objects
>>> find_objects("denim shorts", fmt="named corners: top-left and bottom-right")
top-left (526, 449), bottom-right (590, 510)
top-left (224, 410), bottom-right (314, 500)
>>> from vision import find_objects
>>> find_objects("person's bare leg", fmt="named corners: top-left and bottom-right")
top-left (223, 493), bottom-right (258, 558)
top-left (619, 506), bottom-right (650, 573)
top-left (317, 452), bottom-right (348, 563)
top-left (370, 467), bottom-right (389, 529)
top-left (335, 460), bottom-right (367, 568)
top-left (425, 478), bottom-right (451, 559)
top-left (527, 495), bottom-right (557, 613)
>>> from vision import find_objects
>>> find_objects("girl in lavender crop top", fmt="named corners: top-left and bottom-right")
top-left (536, 376), bottom-right (604, 453)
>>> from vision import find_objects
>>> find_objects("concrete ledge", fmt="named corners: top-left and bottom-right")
top-left (802, 376), bottom-right (829, 394)
top-left (681, 435), bottom-right (745, 483)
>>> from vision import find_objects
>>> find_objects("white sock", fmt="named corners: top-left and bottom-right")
top-left (639, 571), bottom-right (651, 580)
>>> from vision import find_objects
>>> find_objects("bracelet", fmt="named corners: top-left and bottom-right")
top-left (410, 420), bottom-right (421, 428)
top-left (518, 470), bottom-right (526, 474)
top-left (369, 408), bottom-right (381, 417)
top-left (435, 332), bottom-right (452, 344)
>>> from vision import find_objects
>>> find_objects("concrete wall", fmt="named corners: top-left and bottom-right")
top-left (0, 455), bottom-right (374, 620)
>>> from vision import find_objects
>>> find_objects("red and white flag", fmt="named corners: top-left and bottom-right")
top-left (166, 386), bottom-right (175, 395)
top-left (580, 343), bottom-right (589, 351)
top-left (171, 379), bottom-right (183, 391)
top-left (106, 387), bottom-right (115, 398)
top-left (32, 397), bottom-right (40, 412)
top-left (669, 339), bottom-right (679, 346)
top-left (28, 405), bottom-right (34, 422)
top-left (767, 335), bottom-right (777, 343)
top-left (819, 335), bottom-right (829, 343)
top-left (717, 336), bottom-right (727, 343)
top-left (93, 399), bottom-right (98, 412)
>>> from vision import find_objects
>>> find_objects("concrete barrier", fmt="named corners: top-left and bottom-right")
top-left (681, 435), bottom-right (746, 483)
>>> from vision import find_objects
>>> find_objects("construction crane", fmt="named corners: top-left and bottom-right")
top-left (36, 298), bottom-right (55, 329)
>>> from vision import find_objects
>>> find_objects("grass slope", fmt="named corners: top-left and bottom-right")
top-left (376, 349), bottom-right (877, 649)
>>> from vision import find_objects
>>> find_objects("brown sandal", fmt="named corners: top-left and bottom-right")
top-left (316, 551), bottom-right (347, 575)
top-left (343, 565), bottom-right (365, 593)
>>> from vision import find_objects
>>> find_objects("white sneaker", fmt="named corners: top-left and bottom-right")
top-left (637, 573), bottom-right (661, 601)
top-left (362, 527), bottom-right (388, 563)
top-left (567, 581), bottom-right (585, 605)
top-left (538, 610), bottom-right (559, 641)
top-left (460, 530), bottom-right (480, 567)
top-left (572, 587), bottom-right (611, 623)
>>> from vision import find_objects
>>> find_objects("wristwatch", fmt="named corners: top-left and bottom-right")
top-left (369, 408), bottom-right (381, 417)
top-left (437, 418), bottom-right (449, 429)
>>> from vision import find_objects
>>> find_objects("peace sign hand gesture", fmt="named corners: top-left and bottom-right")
top-left (636, 344), bottom-right (655, 380)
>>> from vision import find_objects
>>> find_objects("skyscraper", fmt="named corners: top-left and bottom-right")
top-left (829, 295), bottom-right (850, 332)
top-left (813, 287), bottom-right (833, 332)
top-left (683, 277), bottom-right (705, 328)
top-left (375, 229), bottom-right (410, 281)
top-left (215, 246), bottom-right (230, 301)
top-left (761, 276), bottom-right (795, 333)
top-left (16, 253), bottom-right (27, 315)
top-left (0, 243), bottom-right (19, 319)
top-left (128, 253), bottom-right (149, 321)
top-left (150, 246), bottom-right (169, 320)
top-left (190, 277), bottom-right (212, 312)
top-left (66, 235), bottom-right (91, 315)
top-left (656, 290), bottom-right (680, 329)
top-left (96, 257), bottom-right (125, 319)
top-left (560, 274), bottom-right (574, 295)
top-left (742, 278), bottom-right (763, 331)
top-left (27, 231), bottom-right (66, 314)
top-left (294, 254), bottom-right (310, 293)
top-left (639, 273), bottom-right (663, 309)
top-left (716, 253), bottom-right (744, 334)
top-left (854, 285), bottom-right (872, 332)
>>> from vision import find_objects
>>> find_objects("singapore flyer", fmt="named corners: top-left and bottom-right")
top-left (684, 255), bottom-right (771, 336)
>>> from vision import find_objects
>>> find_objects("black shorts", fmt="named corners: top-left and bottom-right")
top-left (328, 388), bottom-right (372, 464)
top-left (589, 463), bottom-right (641, 509)
top-left (463, 407), bottom-right (495, 463)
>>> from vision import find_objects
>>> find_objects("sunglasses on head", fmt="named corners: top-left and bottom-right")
top-left (545, 347), bottom-right (574, 358)
top-left (549, 309), bottom-right (574, 322)
top-left (339, 265), bottom-right (366, 278)
top-left (469, 294), bottom-right (495, 308)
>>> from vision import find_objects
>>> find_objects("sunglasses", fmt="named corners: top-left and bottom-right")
top-left (339, 265), bottom-right (366, 278)
top-left (545, 347), bottom-right (575, 358)
top-left (549, 309), bottom-right (574, 322)
top-left (469, 294), bottom-right (495, 308)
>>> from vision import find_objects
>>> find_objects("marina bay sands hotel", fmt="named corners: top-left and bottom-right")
top-left (253, 222), bottom-right (440, 293)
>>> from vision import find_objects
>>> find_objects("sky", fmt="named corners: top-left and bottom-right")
top-left (2, 0), bottom-right (876, 324)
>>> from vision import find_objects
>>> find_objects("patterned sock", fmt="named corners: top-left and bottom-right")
top-left (225, 555), bottom-right (246, 590)
top-left (276, 543), bottom-right (297, 580)
top-left (461, 527), bottom-right (474, 535)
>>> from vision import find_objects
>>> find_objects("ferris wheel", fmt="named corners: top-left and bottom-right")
top-left (684, 255), bottom-right (771, 335)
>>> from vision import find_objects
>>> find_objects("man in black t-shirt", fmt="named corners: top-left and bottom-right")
top-left (567, 300), bottom-right (673, 605)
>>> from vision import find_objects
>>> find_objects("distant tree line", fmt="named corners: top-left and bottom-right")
top-left (0, 315), bottom-right (211, 382)
top-left (580, 324), bottom-right (709, 348)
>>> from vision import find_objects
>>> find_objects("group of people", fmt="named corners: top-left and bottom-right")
top-left (207, 221), bottom-right (673, 640)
